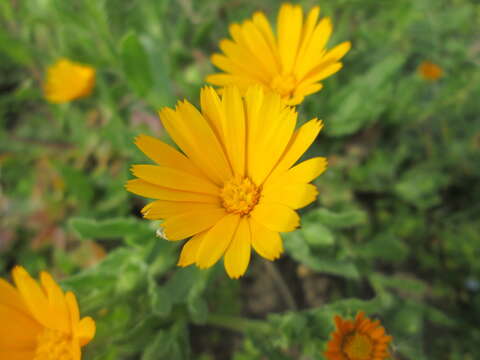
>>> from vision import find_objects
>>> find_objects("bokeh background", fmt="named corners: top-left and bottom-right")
top-left (1, 0), bottom-right (480, 359)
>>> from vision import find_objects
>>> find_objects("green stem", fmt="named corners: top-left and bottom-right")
top-left (206, 314), bottom-right (270, 334)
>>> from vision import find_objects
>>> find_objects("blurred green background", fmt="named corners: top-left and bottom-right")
top-left (1, 0), bottom-right (480, 359)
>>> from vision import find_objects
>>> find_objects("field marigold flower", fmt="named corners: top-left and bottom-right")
top-left (325, 311), bottom-right (392, 360)
top-left (418, 61), bottom-right (443, 81)
top-left (44, 58), bottom-right (95, 103)
top-left (127, 85), bottom-right (327, 278)
top-left (0, 266), bottom-right (95, 360)
top-left (206, 3), bottom-right (351, 105)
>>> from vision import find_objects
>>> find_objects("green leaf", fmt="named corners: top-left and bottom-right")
top-left (56, 164), bottom-right (94, 211)
top-left (120, 31), bottom-right (153, 97)
top-left (356, 234), bottom-right (408, 262)
top-left (150, 286), bottom-right (173, 317)
top-left (188, 296), bottom-right (208, 324)
top-left (165, 267), bottom-right (203, 303)
top-left (141, 323), bottom-right (190, 360)
top-left (141, 37), bottom-right (174, 107)
top-left (394, 166), bottom-right (449, 209)
top-left (284, 233), bottom-right (359, 278)
top-left (0, 30), bottom-right (32, 65)
top-left (392, 303), bottom-right (423, 335)
top-left (369, 273), bottom-right (427, 295)
top-left (69, 217), bottom-right (151, 240)
top-left (310, 208), bottom-right (367, 229)
top-left (326, 54), bottom-right (406, 136)
top-left (301, 222), bottom-right (334, 247)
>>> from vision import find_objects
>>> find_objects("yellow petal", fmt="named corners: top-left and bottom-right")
top-left (249, 218), bottom-right (283, 260)
top-left (126, 179), bottom-right (218, 203)
top-left (241, 20), bottom-right (280, 74)
top-left (196, 214), bottom-right (240, 269)
top-left (200, 86), bottom-right (228, 152)
top-left (159, 103), bottom-right (232, 185)
top-left (131, 165), bottom-right (219, 195)
top-left (302, 62), bottom-right (343, 84)
top-left (40, 271), bottom-right (70, 332)
top-left (296, 17), bottom-right (332, 79)
top-left (142, 201), bottom-right (221, 220)
top-left (248, 94), bottom-right (297, 184)
top-left (286, 93), bottom-right (306, 106)
top-left (268, 118), bottom-right (323, 180)
top-left (71, 339), bottom-right (81, 360)
top-left (76, 317), bottom-right (95, 347)
top-left (268, 157), bottom-right (327, 186)
top-left (295, 6), bottom-right (321, 67)
top-left (252, 11), bottom-right (277, 52)
top-left (0, 304), bottom-right (40, 350)
top-left (250, 202), bottom-right (300, 232)
top-left (324, 41), bottom-right (351, 62)
top-left (244, 86), bottom-right (265, 170)
top-left (205, 73), bottom-right (254, 90)
top-left (162, 207), bottom-right (227, 241)
top-left (0, 350), bottom-right (36, 360)
top-left (0, 278), bottom-right (30, 315)
top-left (224, 217), bottom-right (251, 278)
top-left (222, 86), bottom-right (246, 176)
top-left (263, 183), bottom-right (318, 209)
top-left (134, 135), bottom-right (204, 178)
top-left (277, 4), bottom-right (303, 74)
top-left (65, 292), bottom-right (80, 329)
top-left (211, 54), bottom-right (247, 77)
top-left (177, 232), bottom-right (207, 267)
top-left (293, 82), bottom-right (323, 99)
top-left (219, 38), bottom-right (270, 82)
top-left (12, 266), bottom-right (56, 329)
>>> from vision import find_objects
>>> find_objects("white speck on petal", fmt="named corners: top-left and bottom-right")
top-left (156, 227), bottom-right (168, 240)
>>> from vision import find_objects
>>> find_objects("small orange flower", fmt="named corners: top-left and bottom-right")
top-left (325, 311), bottom-right (392, 360)
top-left (418, 61), bottom-right (443, 81)
top-left (44, 58), bottom-right (96, 103)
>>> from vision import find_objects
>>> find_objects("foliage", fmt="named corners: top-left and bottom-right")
top-left (1, 0), bottom-right (479, 359)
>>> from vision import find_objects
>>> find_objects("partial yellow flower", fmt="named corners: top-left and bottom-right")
top-left (0, 266), bottom-right (95, 360)
top-left (126, 85), bottom-right (327, 278)
top-left (418, 61), bottom-right (443, 81)
top-left (206, 3), bottom-right (351, 105)
top-left (325, 311), bottom-right (392, 360)
top-left (44, 58), bottom-right (95, 103)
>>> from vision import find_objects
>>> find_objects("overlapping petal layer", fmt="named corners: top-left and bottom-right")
top-left (127, 85), bottom-right (326, 278)
top-left (206, 3), bottom-right (351, 105)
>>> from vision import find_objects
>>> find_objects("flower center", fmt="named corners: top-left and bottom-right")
top-left (220, 176), bottom-right (260, 215)
top-left (270, 74), bottom-right (296, 98)
top-left (34, 329), bottom-right (74, 360)
top-left (342, 332), bottom-right (374, 360)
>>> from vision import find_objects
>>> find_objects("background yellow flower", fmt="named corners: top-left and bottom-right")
top-left (206, 3), bottom-right (351, 105)
top-left (43, 58), bottom-right (95, 104)
top-left (0, 266), bottom-right (95, 360)
top-left (127, 86), bottom-right (327, 278)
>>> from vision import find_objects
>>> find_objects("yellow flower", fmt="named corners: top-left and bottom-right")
top-left (44, 58), bottom-right (95, 103)
top-left (206, 3), bottom-right (351, 105)
top-left (0, 266), bottom-right (95, 360)
top-left (325, 311), bottom-right (392, 360)
top-left (418, 61), bottom-right (443, 81)
top-left (126, 85), bottom-right (327, 278)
